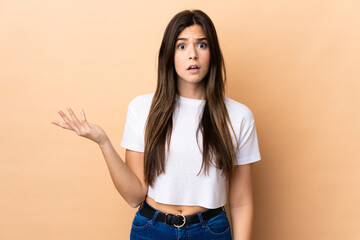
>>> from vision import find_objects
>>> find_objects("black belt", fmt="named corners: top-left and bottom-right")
top-left (139, 201), bottom-right (224, 228)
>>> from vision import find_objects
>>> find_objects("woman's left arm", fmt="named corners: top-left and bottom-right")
top-left (229, 164), bottom-right (254, 240)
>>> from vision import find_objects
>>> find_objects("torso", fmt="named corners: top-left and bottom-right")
top-left (122, 93), bottom-right (259, 211)
top-left (146, 195), bottom-right (208, 215)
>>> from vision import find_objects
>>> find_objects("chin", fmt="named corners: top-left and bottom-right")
top-left (177, 75), bottom-right (206, 85)
top-left (188, 79), bottom-right (204, 84)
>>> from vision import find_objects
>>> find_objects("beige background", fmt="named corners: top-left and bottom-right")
top-left (1, 0), bottom-right (359, 239)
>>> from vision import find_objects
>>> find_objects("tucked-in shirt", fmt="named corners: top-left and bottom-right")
top-left (121, 93), bottom-right (261, 209)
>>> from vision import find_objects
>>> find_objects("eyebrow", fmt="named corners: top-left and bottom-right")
top-left (176, 37), bottom-right (208, 41)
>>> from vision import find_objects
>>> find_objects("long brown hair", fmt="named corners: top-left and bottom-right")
top-left (144, 9), bottom-right (238, 186)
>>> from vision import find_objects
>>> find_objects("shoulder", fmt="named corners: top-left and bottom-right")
top-left (128, 93), bottom-right (154, 110)
top-left (224, 97), bottom-right (255, 123)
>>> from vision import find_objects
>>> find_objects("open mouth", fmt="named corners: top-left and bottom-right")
top-left (187, 65), bottom-right (199, 70)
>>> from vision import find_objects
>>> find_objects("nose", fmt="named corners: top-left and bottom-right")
top-left (188, 45), bottom-right (198, 60)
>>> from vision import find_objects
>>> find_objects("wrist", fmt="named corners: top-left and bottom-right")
top-left (98, 136), bottom-right (110, 148)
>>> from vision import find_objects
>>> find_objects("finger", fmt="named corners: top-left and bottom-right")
top-left (66, 107), bottom-right (84, 132)
top-left (80, 109), bottom-right (91, 128)
top-left (67, 107), bottom-right (82, 125)
top-left (57, 110), bottom-right (80, 134)
top-left (50, 120), bottom-right (72, 130)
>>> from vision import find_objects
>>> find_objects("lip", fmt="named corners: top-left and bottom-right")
top-left (188, 68), bottom-right (200, 74)
top-left (187, 64), bottom-right (200, 70)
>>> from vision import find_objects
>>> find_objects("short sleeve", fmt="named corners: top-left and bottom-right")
top-left (235, 109), bottom-right (261, 165)
top-left (120, 100), bottom-right (145, 152)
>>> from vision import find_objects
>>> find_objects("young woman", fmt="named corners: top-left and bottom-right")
top-left (51, 10), bottom-right (261, 240)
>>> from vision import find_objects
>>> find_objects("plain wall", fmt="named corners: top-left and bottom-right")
top-left (0, 0), bottom-right (359, 239)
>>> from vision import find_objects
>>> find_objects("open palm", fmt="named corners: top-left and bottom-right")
top-left (51, 107), bottom-right (108, 145)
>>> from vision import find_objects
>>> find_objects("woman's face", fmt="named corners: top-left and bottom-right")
top-left (174, 25), bottom-right (210, 89)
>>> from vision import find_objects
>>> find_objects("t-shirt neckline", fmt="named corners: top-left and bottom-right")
top-left (177, 95), bottom-right (206, 105)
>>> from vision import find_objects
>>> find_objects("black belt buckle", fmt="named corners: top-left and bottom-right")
top-left (173, 214), bottom-right (186, 228)
top-left (164, 213), bottom-right (186, 228)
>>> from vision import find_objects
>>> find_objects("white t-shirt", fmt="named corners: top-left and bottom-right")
top-left (121, 93), bottom-right (261, 209)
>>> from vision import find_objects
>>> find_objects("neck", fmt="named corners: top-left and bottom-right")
top-left (177, 82), bottom-right (206, 100)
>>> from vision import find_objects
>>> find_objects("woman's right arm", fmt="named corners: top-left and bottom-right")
top-left (51, 107), bottom-right (147, 208)
top-left (99, 139), bottom-right (147, 208)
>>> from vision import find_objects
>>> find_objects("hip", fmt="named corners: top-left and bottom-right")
top-left (130, 201), bottom-right (232, 240)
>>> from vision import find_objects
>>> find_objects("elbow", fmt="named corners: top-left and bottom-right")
top-left (127, 194), bottom-right (147, 208)
top-left (129, 202), bottom-right (140, 208)
top-left (228, 194), bottom-right (253, 209)
top-left (129, 200), bottom-right (142, 208)
top-left (229, 199), bottom-right (253, 210)
top-left (116, 183), bottom-right (147, 208)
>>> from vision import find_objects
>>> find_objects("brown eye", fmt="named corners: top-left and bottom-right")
top-left (177, 44), bottom-right (186, 50)
top-left (197, 42), bottom-right (207, 49)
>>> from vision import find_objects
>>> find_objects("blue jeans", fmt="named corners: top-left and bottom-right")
top-left (130, 202), bottom-right (232, 240)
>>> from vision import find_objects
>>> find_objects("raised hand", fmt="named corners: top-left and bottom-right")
top-left (51, 107), bottom-right (109, 145)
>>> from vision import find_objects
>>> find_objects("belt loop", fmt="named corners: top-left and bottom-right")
top-left (197, 212), bottom-right (206, 228)
top-left (150, 210), bottom-right (160, 225)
